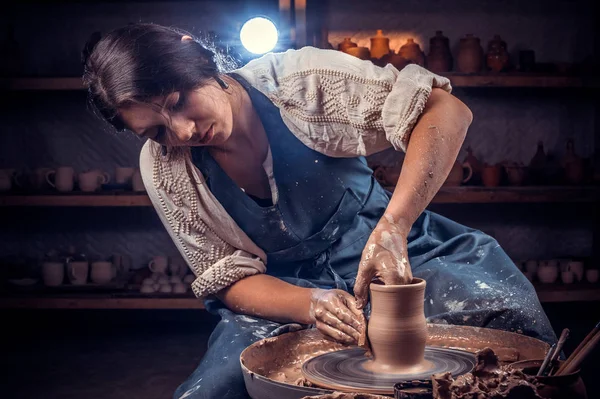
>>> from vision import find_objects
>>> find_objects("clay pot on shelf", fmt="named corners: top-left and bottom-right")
top-left (537, 260), bottom-right (559, 284)
top-left (486, 34), bottom-right (510, 72)
top-left (508, 359), bottom-right (588, 399)
top-left (481, 164), bottom-right (502, 187)
top-left (504, 163), bottom-right (528, 186)
top-left (457, 34), bottom-right (484, 74)
top-left (463, 146), bottom-right (482, 185)
top-left (379, 52), bottom-right (412, 71)
top-left (426, 30), bottom-right (453, 73)
top-left (338, 37), bottom-right (358, 53)
top-left (529, 141), bottom-right (547, 185)
top-left (370, 29), bottom-right (390, 60)
top-left (366, 279), bottom-right (427, 373)
top-left (398, 38), bottom-right (425, 67)
top-left (444, 161), bottom-right (473, 186)
top-left (586, 268), bottom-right (599, 283)
top-left (561, 138), bottom-right (585, 185)
top-left (345, 46), bottom-right (371, 60)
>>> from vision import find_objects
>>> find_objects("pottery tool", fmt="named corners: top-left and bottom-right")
top-left (536, 343), bottom-right (556, 377)
top-left (555, 321), bottom-right (600, 376)
top-left (545, 328), bottom-right (569, 375)
top-left (301, 347), bottom-right (476, 395)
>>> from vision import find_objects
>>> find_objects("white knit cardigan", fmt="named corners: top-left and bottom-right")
top-left (139, 46), bottom-right (452, 299)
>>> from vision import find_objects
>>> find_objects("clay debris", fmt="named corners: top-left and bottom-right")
top-left (432, 348), bottom-right (543, 399)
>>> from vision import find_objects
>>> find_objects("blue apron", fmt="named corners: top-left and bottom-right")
top-left (174, 75), bottom-right (555, 399)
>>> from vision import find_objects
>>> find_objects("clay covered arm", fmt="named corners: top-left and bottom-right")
top-left (354, 88), bottom-right (472, 308)
top-left (217, 274), bottom-right (365, 344)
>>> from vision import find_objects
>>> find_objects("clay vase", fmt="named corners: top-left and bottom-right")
top-left (562, 138), bottom-right (585, 185)
top-left (457, 34), bottom-right (484, 74)
top-left (380, 52), bottom-right (412, 71)
top-left (338, 37), bottom-right (358, 53)
top-left (398, 38), bottom-right (425, 67)
top-left (463, 146), bottom-right (482, 185)
top-left (486, 34), bottom-right (510, 72)
top-left (345, 46), bottom-right (371, 60)
top-left (482, 164), bottom-right (502, 187)
top-left (504, 164), bottom-right (528, 186)
top-left (443, 161), bottom-right (473, 186)
top-left (366, 279), bottom-right (429, 373)
top-left (426, 31), bottom-right (453, 73)
top-left (370, 30), bottom-right (390, 60)
top-left (509, 359), bottom-right (588, 399)
top-left (529, 141), bottom-right (547, 185)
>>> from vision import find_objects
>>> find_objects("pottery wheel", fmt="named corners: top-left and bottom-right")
top-left (302, 347), bottom-right (476, 395)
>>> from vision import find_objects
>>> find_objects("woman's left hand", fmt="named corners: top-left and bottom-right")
top-left (354, 215), bottom-right (413, 309)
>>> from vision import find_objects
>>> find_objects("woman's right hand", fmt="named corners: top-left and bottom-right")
top-left (309, 288), bottom-right (365, 345)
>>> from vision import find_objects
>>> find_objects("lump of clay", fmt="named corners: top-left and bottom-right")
top-left (432, 348), bottom-right (543, 399)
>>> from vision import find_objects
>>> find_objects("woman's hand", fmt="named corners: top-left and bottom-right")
top-left (309, 288), bottom-right (366, 345)
top-left (354, 214), bottom-right (413, 309)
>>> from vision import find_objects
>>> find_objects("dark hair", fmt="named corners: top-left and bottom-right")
top-left (83, 23), bottom-right (236, 133)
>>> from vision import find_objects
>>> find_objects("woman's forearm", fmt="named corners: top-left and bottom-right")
top-left (387, 88), bottom-right (472, 228)
top-left (216, 273), bottom-right (314, 324)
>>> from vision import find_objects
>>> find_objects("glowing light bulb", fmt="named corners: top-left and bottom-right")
top-left (240, 17), bottom-right (278, 54)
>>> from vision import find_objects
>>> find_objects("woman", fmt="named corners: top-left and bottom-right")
top-left (84, 23), bottom-right (555, 398)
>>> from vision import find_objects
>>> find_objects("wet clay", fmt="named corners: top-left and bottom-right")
top-left (363, 278), bottom-right (432, 374)
top-left (432, 348), bottom-right (544, 399)
top-left (240, 326), bottom-right (549, 388)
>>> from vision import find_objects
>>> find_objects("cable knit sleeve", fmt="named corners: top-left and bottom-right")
top-left (235, 46), bottom-right (452, 155)
top-left (139, 141), bottom-right (266, 299)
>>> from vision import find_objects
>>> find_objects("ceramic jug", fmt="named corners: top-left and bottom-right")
top-left (426, 31), bottom-right (453, 72)
top-left (457, 34), bottom-right (484, 74)
top-left (398, 38), bottom-right (425, 67)
top-left (338, 37), bottom-right (357, 53)
top-left (444, 161), bottom-right (473, 186)
top-left (370, 30), bottom-right (390, 59)
top-left (486, 35), bottom-right (510, 72)
top-left (562, 139), bottom-right (585, 185)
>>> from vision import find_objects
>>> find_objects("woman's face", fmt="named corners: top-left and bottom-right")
top-left (118, 79), bottom-right (234, 148)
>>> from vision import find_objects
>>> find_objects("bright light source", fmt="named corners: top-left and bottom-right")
top-left (240, 17), bottom-right (278, 54)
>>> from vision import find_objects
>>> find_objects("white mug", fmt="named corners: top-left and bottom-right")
top-left (32, 167), bottom-right (53, 190)
top-left (78, 170), bottom-right (110, 192)
top-left (46, 166), bottom-right (75, 192)
top-left (90, 261), bottom-right (114, 284)
top-left (68, 261), bottom-right (89, 285)
top-left (132, 168), bottom-right (145, 192)
top-left (148, 256), bottom-right (168, 274)
top-left (115, 167), bottom-right (135, 185)
top-left (0, 168), bottom-right (16, 192)
top-left (42, 261), bottom-right (64, 286)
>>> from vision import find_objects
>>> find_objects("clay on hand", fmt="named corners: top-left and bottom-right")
top-left (354, 214), bottom-right (413, 309)
top-left (309, 288), bottom-right (366, 345)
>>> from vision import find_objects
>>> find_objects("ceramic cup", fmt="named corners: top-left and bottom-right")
top-left (586, 269), bottom-right (599, 283)
top-left (173, 283), bottom-right (187, 294)
top-left (567, 261), bottom-right (584, 282)
top-left (140, 284), bottom-right (155, 294)
top-left (31, 167), bottom-right (54, 190)
top-left (42, 261), bottom-right (64, 286)
top-left (525, 260), bottom-right (538, 274)
top-left (148, 256), bottom-right (169, 274)
top-left (561, 270), bottom-right (575, 284)
top-left (46, 167), bottom-right (75, 192)
top-left (169, 257), bottom-right (187, 278)
top-left (67, 261), bottom-right (89, 285)
top-left (115, 167), bottom-right (135, 185)
top-left (78, 170), bottom-right (110, 192)
top-left (537, 261), bottom-right (559, 284)
top-left (90, 261), bottom-right (114, 284)
top-left (159, 283), bottom-right (173, 293)
top-left (132, 168), bottom-right (145, 192)
top-left (0, 168), bottom-right (16, 191)
top-left (482, 164), bottom-right (502, 187)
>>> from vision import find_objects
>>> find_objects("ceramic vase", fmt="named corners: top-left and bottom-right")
top-left (338, 37), bottom-right (358, 53)
top-left (457, 34), bottom-right (484, 74)
top-left (366, 278), bottom-right (428, 373)
top-left (486, 35), bottom-right (510, 72)
top-left (398, 38), bottom-right (425, 67)
top-left (426, 31), bottom-right (453, 73)
top-left (370, 30), bottom-right (390, 59)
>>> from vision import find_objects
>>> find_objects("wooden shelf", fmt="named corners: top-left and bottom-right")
top-left (534, 283), bottom-right (600, 303)
top-left (1, 187), bottom-right (598, 207)
top-left (0, 193), bottom-right (151, 207)
top-left (0, 283), bottom-right (597, 310)
top-left (390, 186), bottom-right (600, 204)
top-left (1, 74), bottom-right (595, 91)
top-left (0, 293), bottom-right (204, 309)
